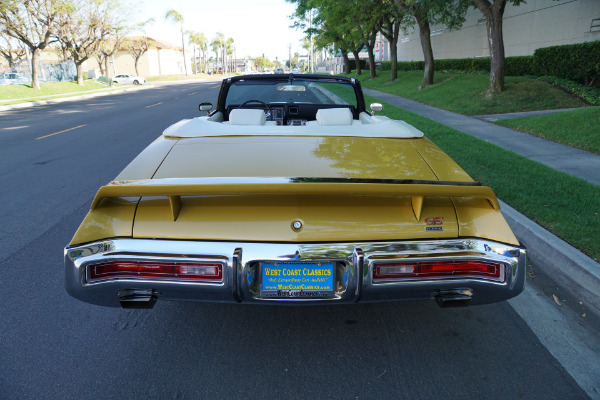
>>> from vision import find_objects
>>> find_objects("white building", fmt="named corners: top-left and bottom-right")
top-left (396, 0), bottom-right (600, 61)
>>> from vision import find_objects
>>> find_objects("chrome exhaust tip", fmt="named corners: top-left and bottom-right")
top-left (119, 289), bottom-right (157, 309)
top-left (435, 289), bottom-right (472, 308)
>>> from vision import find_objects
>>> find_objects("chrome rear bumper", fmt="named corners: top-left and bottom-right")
top-left (65, 238), bottom-right (526, 308)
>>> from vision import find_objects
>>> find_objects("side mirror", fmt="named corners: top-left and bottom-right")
top-left (370, 103), bottom-right (383, 114)
top-left (198, 102), bottom-right (213, 115)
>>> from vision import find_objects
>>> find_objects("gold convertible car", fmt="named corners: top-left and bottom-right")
top-left (65, 74), bottom-right (526, 309)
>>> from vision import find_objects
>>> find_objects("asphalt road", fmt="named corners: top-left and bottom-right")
top-left (0, 81), bottom-right (596, 399)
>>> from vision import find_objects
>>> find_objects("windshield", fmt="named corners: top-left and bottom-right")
top-left (224, 78), bottom-right (358, 109)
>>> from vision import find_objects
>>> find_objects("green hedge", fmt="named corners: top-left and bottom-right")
top-left (381, 56), bottom-right (535, 76)
top-left (379, 41), bottom-right (600, 85)
top-left (348, 59), bottom-right (367, 71)
top-left (505, 56), bottom-right (535, 76)
top-left (534, 41), bottom-right (600, 85)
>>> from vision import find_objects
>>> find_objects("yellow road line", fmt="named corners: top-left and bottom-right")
top-left (36, 124), bottom-right (86, 140)
top-left (187, 92), bottom-right (197, 96)
top-left (145, 102), bottom-right (163, 108)
top-left (210, 85), bottom-right (220, 89)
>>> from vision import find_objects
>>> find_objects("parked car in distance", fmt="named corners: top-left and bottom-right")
top-left (111, 74), bottom-right (146, 85)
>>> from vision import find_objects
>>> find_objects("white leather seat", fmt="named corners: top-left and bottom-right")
top-left (228, 109), bottom-right (266, 125)
top-left (315, 108), bottom-right (354, 126)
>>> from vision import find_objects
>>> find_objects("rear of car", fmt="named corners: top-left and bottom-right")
top-left (65, 75), bottom-right (525, 309)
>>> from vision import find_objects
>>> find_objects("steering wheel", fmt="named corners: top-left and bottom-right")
top-left (239, 99), bottom-right (270, 111)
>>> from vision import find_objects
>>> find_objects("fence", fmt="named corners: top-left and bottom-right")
top-left (0, 61), bottom-right (76, 85)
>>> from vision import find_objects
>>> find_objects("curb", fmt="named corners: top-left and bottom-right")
top-left (500, 200), bottom-right (600, 317)
top-left (0, 84), bottom-right (155, 112)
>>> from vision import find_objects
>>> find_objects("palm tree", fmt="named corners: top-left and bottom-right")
top-left (211, 32), bottom-right (225, 73)
top-left (225, 37), bottom-right (234, 73)
top-left (186, 30), bottom-right (200, 74)
top-left (165, 9), bottom-right (188, 75)
top-left (198, 33), bottom-right (208, 74)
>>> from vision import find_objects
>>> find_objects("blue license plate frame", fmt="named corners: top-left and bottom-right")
top-left (259, 262), bottom-right (335, 299)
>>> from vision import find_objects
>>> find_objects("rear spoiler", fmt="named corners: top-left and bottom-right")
top-left (90, 177), bottom-right (500, 221)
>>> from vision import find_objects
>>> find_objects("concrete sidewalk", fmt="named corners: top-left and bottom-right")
top-left (473, 107), bottom-right (583, 121)
top-left (364, 87), bottom-right (600, 316)
top-left (364, 88), bottom-right (600, 186)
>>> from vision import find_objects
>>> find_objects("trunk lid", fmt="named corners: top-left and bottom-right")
top-left (131, 135), bottom-right (468, 242)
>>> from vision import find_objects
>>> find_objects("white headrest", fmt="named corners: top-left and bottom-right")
top-left (229, 109), bottom-right (266, 125)
top-left (316, 108), bottom-right (353, 126)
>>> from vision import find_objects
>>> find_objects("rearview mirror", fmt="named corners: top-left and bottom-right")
top-left (370, 103), bottom-right (383, 114)
top-left (198, 102), bottom-right (213, 115)
top-left (276, 84), bottom-right (306, 92)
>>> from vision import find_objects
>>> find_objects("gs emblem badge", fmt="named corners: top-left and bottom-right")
top-left (425, 217), bottom-right (444, 225)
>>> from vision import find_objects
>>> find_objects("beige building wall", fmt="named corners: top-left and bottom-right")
top-left (398, 0), bottom-right (600, 61)
top-left (81, 38), bottom-right (191, 77)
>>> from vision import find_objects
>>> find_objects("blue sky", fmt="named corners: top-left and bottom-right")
top-left (135, 0), bottom-right (307, 61)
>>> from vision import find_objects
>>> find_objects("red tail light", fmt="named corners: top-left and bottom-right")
top-left (87, 261), bottom-right (223, 283)
top-left (373, 260), bottom-right (503, 282)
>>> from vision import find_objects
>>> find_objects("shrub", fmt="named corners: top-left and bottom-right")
top-left (348, 59), bottom-right (367, 71)
top-left (397, 61), bottom-right (424, 71)
top-left (506, 56), bottom-right (535, 76)
top-left (537, 76), bottom-right (600, 106)
top-left (534, 41), bottom-right (600, 85)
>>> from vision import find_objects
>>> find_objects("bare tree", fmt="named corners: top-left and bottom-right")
top-left (96, 19), bottom-right (127, 85)
top-left (128, 36), bottom-right (153, 76)
top-left (56, 0), bottom-right (115, 85)
top-left (0, 33), bottom-right (27, 72)
top-left (0, 0), bottom-right (67, 89)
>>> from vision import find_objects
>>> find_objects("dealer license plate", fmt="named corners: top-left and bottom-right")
top-left (260, 262), bottom-right (335, 299)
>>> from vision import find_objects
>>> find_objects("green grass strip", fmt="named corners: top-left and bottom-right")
top-left (353, 70), bottom-right (587, 115)
top-left (0, 80), bottom-right (123, 105)
top-left (366, 94), bottom-right (600, 261)
top-left (495, 107), bottom-right (600, 154)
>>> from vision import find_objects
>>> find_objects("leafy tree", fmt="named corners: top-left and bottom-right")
top-left (164, 9), bottom-right (187, 75)
top-left (378, 3), bottom-right (403, 81)
top-left (0, 0), bottom-right (68, 89)
top-left (396, 0), bottom-right (468, 88)
top-left (254, 55), bottom-right (273, 70)
top-left (472, 0), bottom-right (525, 95)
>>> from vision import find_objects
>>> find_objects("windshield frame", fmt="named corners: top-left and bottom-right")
top-left (216, 74), bottom-right (366, 115)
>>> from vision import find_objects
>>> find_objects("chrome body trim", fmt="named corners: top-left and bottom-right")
top-left (65, 238), bottom-right (526, 307)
